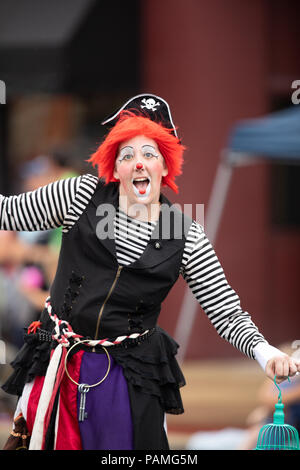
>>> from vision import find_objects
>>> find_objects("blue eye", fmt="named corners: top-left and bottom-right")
top-left (142, 145), bottom-right (158, 159)
top-left (119, 154), bottom-right (133, 162)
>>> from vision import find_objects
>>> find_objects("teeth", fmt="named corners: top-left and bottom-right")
top-left (133, 177), bottom-right (148, 182)
top-left (132, 178), bottom-right (151, 198)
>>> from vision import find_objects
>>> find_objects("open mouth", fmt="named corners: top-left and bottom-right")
top-left (132, 177), bottom-right (151, 197)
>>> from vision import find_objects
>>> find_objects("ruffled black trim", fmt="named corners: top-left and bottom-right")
top-left (2, 325), bottom-right (185, 416)
top-left (111, 326), bottom-right (185, 415)
top-left (2, 331), bottom-right (53, 396)
top-left (2, 307), bottom-right (56, 396)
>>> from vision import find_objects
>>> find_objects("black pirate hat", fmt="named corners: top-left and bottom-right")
top-left (101, 93), bottom-right (178, 138)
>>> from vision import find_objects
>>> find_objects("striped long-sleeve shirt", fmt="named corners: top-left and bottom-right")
top-left (0, 173), bottom-right (269, 360)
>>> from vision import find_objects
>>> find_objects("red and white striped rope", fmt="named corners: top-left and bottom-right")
top-left (44, 297), bottom-right (149, 348)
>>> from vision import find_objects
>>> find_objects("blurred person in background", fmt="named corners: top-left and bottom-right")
top-left (0, 156), bottom-right (55, 350)
top-left (0, 230), bottom-right (47, 348)
top-left (0, 151), bottom-right (80, 424)
top-left (0, 151), bottom-right (79, 346)
top-left (0, 94), bottom-right (299, 451)
top-left (19, 151), bottom-right (80, 252)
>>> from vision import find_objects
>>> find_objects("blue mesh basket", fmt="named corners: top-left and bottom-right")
top-left (255, 376), bottom-right (300, 450)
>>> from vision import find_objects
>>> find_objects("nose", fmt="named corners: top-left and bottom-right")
top-left (136, 162), bottom-right (144, 170)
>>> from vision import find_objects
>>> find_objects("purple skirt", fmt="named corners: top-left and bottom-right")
top-left (77, 351), bottom-right (134, 450)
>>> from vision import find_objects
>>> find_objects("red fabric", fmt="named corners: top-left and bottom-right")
top-left (41, 347), bottom-right (67, 448)
top-left (25, 349), bottom-right (84, 450)
top-left (55, 349), bottom-right (84, 450)
top-left (26, 376), bottom-right (45, 434)
top-left (27, 321), bottom-right (42, 334)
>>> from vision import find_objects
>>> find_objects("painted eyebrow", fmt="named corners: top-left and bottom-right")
top-left (141, 145), bottom-right (159, 155)
top-left (119, 146), bottom-right (134, 152)
top-left (142, 145), bottom-right (156, 150)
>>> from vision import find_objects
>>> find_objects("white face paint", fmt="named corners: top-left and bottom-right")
top-left (114, 135), bottom-right (168, 211)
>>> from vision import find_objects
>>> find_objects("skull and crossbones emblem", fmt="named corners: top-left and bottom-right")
top-left (140, 98), bottom-right (160, 112)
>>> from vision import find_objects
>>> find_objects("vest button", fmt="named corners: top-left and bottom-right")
top-left (155, 242), bottom-right (161, 249)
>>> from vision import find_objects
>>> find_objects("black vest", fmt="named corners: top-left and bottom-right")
top-left (48, 181), bottom-right (192, 340)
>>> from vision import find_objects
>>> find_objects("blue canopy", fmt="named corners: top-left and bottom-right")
top-left (227, 106), bottom-right (300, 163)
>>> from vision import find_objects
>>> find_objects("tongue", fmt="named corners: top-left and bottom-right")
top-left (134, 180), bottom-right (148, 191)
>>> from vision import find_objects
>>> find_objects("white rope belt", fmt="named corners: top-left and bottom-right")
top-left (44, 296), bottom-right (150, 348)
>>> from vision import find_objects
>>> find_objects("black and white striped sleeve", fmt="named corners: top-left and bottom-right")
top-left (0, 173), bottom-right (99, 233)
top-left (181, 221), bottom-right (267, 359)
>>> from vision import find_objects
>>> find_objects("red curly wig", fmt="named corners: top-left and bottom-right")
top-left (88, 111), bottom-right (185, 193)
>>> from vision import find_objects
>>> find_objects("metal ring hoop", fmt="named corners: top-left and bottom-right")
top-left (64, 339), bottom-right (111, 388)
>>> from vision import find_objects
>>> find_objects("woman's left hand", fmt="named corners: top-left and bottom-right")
top-left (265, 354), bottom-right (300, 383)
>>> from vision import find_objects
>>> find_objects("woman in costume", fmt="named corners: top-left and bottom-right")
top-left (1, 94), bottom-right (299, 450)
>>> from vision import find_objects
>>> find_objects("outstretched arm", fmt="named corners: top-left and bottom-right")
top-left (0, 176), bottom-right (82, 232)
top-left (181, 222), bottom-right (300, 381)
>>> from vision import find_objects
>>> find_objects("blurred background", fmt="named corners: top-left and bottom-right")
top-left (0, 0), bottom-right (299, 450)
